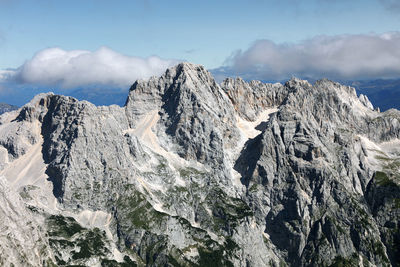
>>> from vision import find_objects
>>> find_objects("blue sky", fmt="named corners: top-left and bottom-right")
top-left (1, 0), bottom-right (399, 69)
top-left (0, 0), bottom-right (400, 105)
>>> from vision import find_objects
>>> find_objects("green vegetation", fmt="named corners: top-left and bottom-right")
top-left (117, 187), bottom-right (168, 230)
top-left (374, 171), bottom-right (397, 187)
top-left (71, 228), bottom-right (107, 260)
top-left (48, 238), bottom-right (74, 249)
top-left (168, 216), bottom-right (240, 266)
top-left (139, 236), bottom-right (167, 265)
top-left (328, 254), bottom-right (359, 267)
top-left (248, 183), bottom-right (259, 193)
top-left (198, 246), bottom-right (233, 267)
top-left (371, 241), bottom-right (390, 264)
top-left (72, 192), bottom-right (82, 200)
top-left (45, 259), bottom-right (58, 267)
top-left (224, 237), bottom-right (239, 254)
top-left (394, 198), bottom-right (400, 209)
top-left (375, 155), bottom-right (391, 161)
top-left (46, 215), bottom-right (117, 266)
top-left (47, 215), bottom-right (84, 238)
top-left (155, 162), bottom-right (168, 175)
top-left (179, 167), bottom-right (205, 178)
top-left (349, 197), bottom-right (372, 228)
top-left (19, 185), bottom-right (39, 200)
top-left (113, 168), bottom-right (249, 266)
top-left (374, 153), bottom-right (400, 187)
top-left (205, 188), bottom-right (253, 232)
top-left (167, 255), bottom-right (182, 267)
top-left (27, 205), bottom-right (39, 213)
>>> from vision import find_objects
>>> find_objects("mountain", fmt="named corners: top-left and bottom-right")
top-left (347, 79), bottom-right (400, 111)
top-left (0, 103), bottom-right (18, 115)
top-left (0, 62), bottom-right (399, 266)
top-left (212, 68), bottom-right (400, 112)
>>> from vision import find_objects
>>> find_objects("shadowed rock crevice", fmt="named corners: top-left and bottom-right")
top-left (40, 96), bottom-right (66, 200)
top-left (234, 135), bottom-right (264, 188)
top-left (365, 175), bottom-right (400, 267)
top-left (40, 95), bottom-right (83, 201)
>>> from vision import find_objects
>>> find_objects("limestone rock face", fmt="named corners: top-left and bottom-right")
top-left (0, 62), bottom-right (399, 266)
top-left (221, 77), bottom-right (287, 120)
top-left (0, 176), bottom-right (52, 266)
top-left (235, 78), bottom-right (399, 266)
top-left (126, 63), bottom-right (241, 164)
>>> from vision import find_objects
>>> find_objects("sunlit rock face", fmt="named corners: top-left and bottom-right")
top-left (0, 62), bottom-right (399, 266)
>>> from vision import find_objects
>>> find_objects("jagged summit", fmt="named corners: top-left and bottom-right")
top-left (127, 62), bottom-right (214, 95)
top-left (165, 61), bottom-right (211, 77)
top-left (0, 62), bottom-right (399, 266)
top-left (125, 62), bottom-right (239, 163)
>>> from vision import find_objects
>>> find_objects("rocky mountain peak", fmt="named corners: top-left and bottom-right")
top-left (125, 62), bottom-right (240, 163)
top-left (126, 62), bottom-right (215, 96)
top-left (284, 76), bottom-right (313, 91)
top-left (125, 62), bottom-right (221, 120)
top-left (166, 62), bottom-right (214, 83)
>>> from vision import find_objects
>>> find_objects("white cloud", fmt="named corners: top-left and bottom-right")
top-left (7, 47), bottom-right (180, 88)
top-left (0, 70), bottom-right (13, 80)
top-left (224, 32), bottom-right (400, 81)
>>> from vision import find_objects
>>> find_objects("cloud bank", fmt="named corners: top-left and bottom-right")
top-left (223, 32), bottom-right (400, 81)
top-left (7, 47), bottom-right (180, 88)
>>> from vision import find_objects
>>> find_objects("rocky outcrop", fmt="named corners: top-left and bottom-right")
top-left (235, 78), bottom-right (399, 266)
top-left (0, 62), bottom-right (399, 266)
top-left (0, 176), bottom-right (52, 266)
top-left (126, 63), bottom-right (241, 165)
top-left (221, 77), bottom-right (287, 120)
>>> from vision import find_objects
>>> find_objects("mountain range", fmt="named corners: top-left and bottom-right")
top-left (0, 103), bottom-right (18, 115)
top-left (348, 79), bottom-right (400, 111)
top-left (0, 62), bottom-right (399, 266)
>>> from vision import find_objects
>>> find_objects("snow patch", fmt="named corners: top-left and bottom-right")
top-left (358, 135), bottom-right (400, 169)
top-left (0, 121), bottom-right (59, 212)
top-left (153, 202), bottom-right (168, 214)
top-left (379, 139), bottom-right (400, 156)
top-left (226, 107), bottom-right (278, 190)
top-left (123, 110), bottom-right (205, 187)
top-left (112, 248), bottom-right (125, 263)
top-left (72, 210), bottom-right (114, 240)
top-left (236, 108), bottom-right (278, 140)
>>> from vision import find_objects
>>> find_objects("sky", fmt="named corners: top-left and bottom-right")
top-left (0, 0), bottom-right (400, 105)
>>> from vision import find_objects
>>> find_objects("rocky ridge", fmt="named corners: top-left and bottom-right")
top-left (0, 62), bottom-right (399, 266)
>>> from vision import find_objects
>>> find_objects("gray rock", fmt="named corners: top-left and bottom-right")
top-left (0, 63), bottom-right (399, 266)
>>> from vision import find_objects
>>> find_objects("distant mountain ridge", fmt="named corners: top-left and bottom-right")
top-left (211, 68), bottom-right (400, 112)
top-left (347, 79), bottom-right (400, 111)
top-left (2, 70), bottom-right (400, 111)
top-left (0, 103), bottom-right (18, 114)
